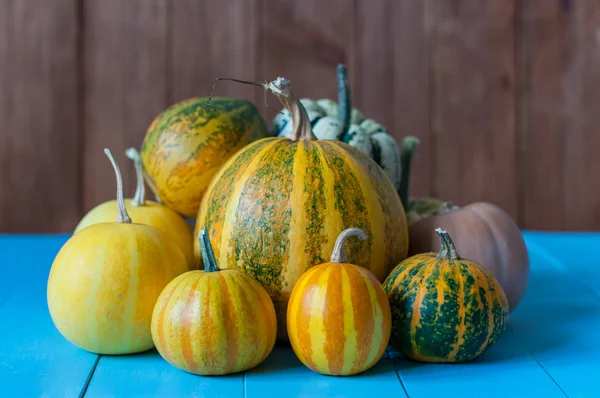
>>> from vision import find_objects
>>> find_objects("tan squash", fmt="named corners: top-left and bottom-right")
top-left (400, 136), bottom-right (529, 313)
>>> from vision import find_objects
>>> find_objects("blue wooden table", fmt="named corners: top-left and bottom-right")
top-left (0, 231), bottom-right (596, 397)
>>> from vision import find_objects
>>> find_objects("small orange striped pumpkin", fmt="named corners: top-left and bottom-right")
top-left (151, 227), bottom-right (277, 375)
top-left (287, 228), bottom-right (392, 376)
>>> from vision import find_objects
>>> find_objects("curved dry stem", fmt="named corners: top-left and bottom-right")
top-left (265, 77), bottom-right (316, 142)
top-left (330, 227), bottom-right (367, 263)
top-left (125, 147), bottom-right (145, 206)
top-left (104, 148), bottom-right (131, 224)
top-left (435, 227), bottom-right (459, 260)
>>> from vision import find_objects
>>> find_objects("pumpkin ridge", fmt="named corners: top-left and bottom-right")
top-left (123, 231), bottom-right (141, 350)
top-left (471, 262), bottom-right (496, 355)
top-left (447, 262), bottom-right (466, 361)
top-left (318, 141), bottom-right (370, 267)
top-left (313, 143), bottom-right (343, 268)
top-left (94, 232), bottom-right (131, 350)
top-left (197, 138), bottom-right (275, 264)
top-left (350, 265), bottom-right (379, 372)
top-left (338, 143), bottom-right (407, 276)
top-left (180, 275), bottom-right (203, 372)
top-left (340, 263), bottom-right (357, 375)
top-left (226, 139), bottom-right (295, 294)
top-left (302, 143), bottom-right (328, 268)
top-left (218, 273), bottom-right (240, 372)
top-left (409, 262), bottom-right (433, 360)
top-left (154, 273), bottom-right (189, 366)
top-left (455, 263), bottom-right (490, 360)
top-left (284, 142), bottom-right (309, 292)
top-left (323, 264), bottom-right (345, 375)
top-left (197, 277), bottom-right (218, 372)
top-left (217, 139), bottom-right (286, 270)
top-left (291, 266), bottom-right (322, 371)
top-left (336, 144), bottom-right (387, 281)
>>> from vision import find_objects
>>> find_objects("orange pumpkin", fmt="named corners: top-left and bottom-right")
top-left (150, 227), bottom-right (277, 375)
top-left (287, 228), bottom-right (392, 376)
top-left (399, 136), bottom-right (529, 313)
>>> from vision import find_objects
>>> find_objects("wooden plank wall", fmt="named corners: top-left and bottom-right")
top-left (1, 0), bottom-right (599, 233)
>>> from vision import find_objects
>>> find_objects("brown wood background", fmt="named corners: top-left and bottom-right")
top-left (1, 0), bottom-right (599, 233)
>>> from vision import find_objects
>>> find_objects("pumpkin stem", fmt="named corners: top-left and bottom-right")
top-left (200, 226), bottom-right (220, 272)
top-left (337, 64), bottom-right (351, 135)
top-left (205, 77), bottom-right (284, 115)
top-left (435, 227), bottom-right (459, 260)
top-left (330, 228), bottom-right (367, 263)
top-left (398, 136), bottom-right (420, 211)
top-left (125, 147), bottom-right (145, 207)
top-left (104, 148), bottom-right (132, 224)
top-left (265, 77), bottom-right (317, 142)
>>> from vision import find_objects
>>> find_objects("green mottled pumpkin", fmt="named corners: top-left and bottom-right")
top-left (383, 228), bottom-right (509, 363)
top-left (269, 65), bottom-right (402, 190)
top-left (140, 97), bottom-right (268, 219)
top-left (195, 77), bottom-right (408, 341)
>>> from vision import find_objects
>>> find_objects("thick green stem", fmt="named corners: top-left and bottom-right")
top-left (125, 147), bottom-right (145, 207)
top-left (399, 136), bottom-right (420, 211)
top-left (336, 64), bottom-right (351, 135)
top-left (104, 148), bottom-right (132, 224)
top-left (435, 228), bottom-right (459, 260)
top-left (330, 228), bottom-right (367, 263)
top-left (200, 226), bottom-right (220, 272)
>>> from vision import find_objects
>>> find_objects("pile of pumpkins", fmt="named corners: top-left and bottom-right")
top-left (46, 65), bottom-right (529, 377)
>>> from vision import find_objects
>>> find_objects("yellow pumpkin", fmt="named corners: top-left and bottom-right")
top-left (287, 228), bottom-right (392, 376)
top-left (151, 227), bottom-right (277, 375)
top-left (47, 149), bottom-right (190, 355)
top-left (75, 148), bottom-right (195, 267)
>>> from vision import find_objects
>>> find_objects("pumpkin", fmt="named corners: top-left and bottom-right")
top-left (195, 76), bottom-right (408, 341)
top-left (140, 96), bottom-right (268, 219)
top-left (74, 148), bottom-right (195, 267)
top-left (269, 64), bottom-right (402, 190)
top-left (151, 226), bottom-right (277, 375)
top-left (383, 228), bottom-right (509, 363)
top-left (398, 136), bottom-right (530, 312)
top-left (287, 228), bottom-right (392, 376)
top-left (47, 149), bottom-right (190, 355)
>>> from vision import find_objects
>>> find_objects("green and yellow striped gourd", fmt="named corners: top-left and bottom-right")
top-left (195, 76), bottom-right (408, 341)
top-left (383, 228), bottom-right (509, 362)
top-left (269, 65), bottom-right (402, 190)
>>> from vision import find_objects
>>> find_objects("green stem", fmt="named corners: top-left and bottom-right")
top-left (125, 147), bottom-right (145, 207)
top-left (330, 228), bottom-right (367, 263)
top-left (435, 228), bottom-right (459, 260)
top-left (399, 136), bottom-right (420, 211)
top-left (104, 148), bottom-right (132, 224)
top-left (200, 226), bottom-right (220, 272)
top-left (336, 64), bottom-right (351, 135)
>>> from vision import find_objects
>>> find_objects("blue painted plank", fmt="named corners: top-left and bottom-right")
top-left (0, 235), bottom-right (99, 397)
top-left (524, 231), bottom-right (600, 297)
top-left (387, 243), bottom-right (568, 398)
top-left (0, 234), bottom-right (70, 307)
top-left (245, 344), bottom-right (406, 398)
top-left (85, 349), bottom-right (244, 397)
top-left (505, 235), bottom-right (600, 398)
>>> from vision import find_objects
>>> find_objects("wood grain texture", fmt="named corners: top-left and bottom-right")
top-left (170, 0), bottom-right (262, 107)
top-left (0, 0), bottom-right (80, 233)
top-left (430, 0), bottom-right (518, 218)
top-left (520, 0), bottom-right (600, 230)
top-left (82, 0), bottom-right (169, 212)
top-left (260, 0), bottom-right (353, 113)
top-left (392, 0), bottom-right (431, 198)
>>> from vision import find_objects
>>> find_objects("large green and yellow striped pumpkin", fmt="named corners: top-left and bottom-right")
top-left (194, 77), bottom-right (408, 340)
top-left (140, 97), bottom-right (268, 219)
top-left (151, 228), bottom-right (277, 375)
top-left (287, 228), bottom-right (392, 376)
top-left (383, 228), bottom-right (509, 362)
